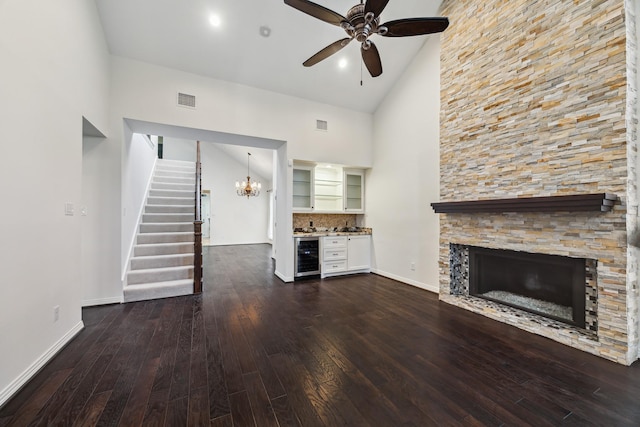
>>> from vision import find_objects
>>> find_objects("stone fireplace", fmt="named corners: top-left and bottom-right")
top-left (438, 0), bottom-right (640, 364)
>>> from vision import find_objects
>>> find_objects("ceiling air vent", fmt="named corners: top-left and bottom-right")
top-left (177, 92), bottom-right (196, 109)
top-left (316, 119), bottom-right (328, 131)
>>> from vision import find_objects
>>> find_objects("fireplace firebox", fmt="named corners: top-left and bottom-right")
top-left (469, 246), bottom-right (586, 328)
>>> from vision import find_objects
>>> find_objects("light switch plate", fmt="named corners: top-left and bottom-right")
top-left (64, 203), bottom-right (74, 216)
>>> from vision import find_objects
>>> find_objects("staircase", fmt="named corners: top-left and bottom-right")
top-left (124, 159), bottom-right (197, 303)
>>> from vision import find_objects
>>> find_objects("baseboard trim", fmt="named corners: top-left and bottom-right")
top-left (0, 321), bottom-right (84, 408)
top-left (371, 269), bottom-right (439, 294)
top-left (82, 296), bottom-right (123, 307)
top-left (274, 270), bottom-right (294, 283)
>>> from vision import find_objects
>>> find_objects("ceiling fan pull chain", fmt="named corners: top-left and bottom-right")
top-left (360, 57), bottom-right (363, 86)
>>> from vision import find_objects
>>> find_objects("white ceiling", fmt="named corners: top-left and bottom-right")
top-left (213, 143), bottom-right (274, 183)
top-left (94, 0), bottom-right (445, 114)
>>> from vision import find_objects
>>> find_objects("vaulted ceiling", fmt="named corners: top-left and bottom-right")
top-left (95, 0), bottom-right (445, 114)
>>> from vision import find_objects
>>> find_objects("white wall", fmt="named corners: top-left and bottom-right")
top-left (121, 130), bottom-right (158, 276)
top-left (110, 56), bottom-right (373, 168)
top-left (162, 137), bottom-right (196, 162)
top-left (82, 134), bottom-right (121, 306)
top-left (0, 0), bottom-right (110, 406)
top-left (366, 36), bottom-right (442, 293)
top-left (202, 144), bottom-right (271, 246)
top-left (163, 138), bottom-right (272, 246)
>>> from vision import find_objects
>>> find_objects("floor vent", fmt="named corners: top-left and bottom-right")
top-left (177, 92), bottom-right (196, 109)
top-left (316, 119), bottom-right (328, 131)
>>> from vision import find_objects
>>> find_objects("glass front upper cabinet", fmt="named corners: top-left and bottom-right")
top-left (292, 166), bottom-right (314, 211)
top-left (344, 169), bottom-right (364, 213)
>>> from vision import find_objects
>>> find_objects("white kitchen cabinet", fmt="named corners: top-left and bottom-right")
top-left (322, 235), bottom-right (371, 277)
top-left (322, 236), bottom-right (347, 275)
top-left (292, 165), bottom-right (314, 211)
top-left (314, 165), bottom-right (343, 212)
top-left (343, 169), bottom-right (364, 213)
top-left (292, 162), bottom-right (366, 214)
top-left (347, 235), bottom-right (371, 271)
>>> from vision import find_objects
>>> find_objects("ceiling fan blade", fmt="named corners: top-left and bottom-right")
top-left (364, 0), bottom-right (391, 18)
top-left (381, 17), bottom-right (450, 37)
top-left (284, 0), bottom-right (347, 26)
top-left (361, 41), bottom-right (383, 77)
top-left (303, 38), bottom-right (352, 67)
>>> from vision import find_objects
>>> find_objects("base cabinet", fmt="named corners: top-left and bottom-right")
top-left (347, 235), bottom-right (371, 271)
top-left (322, 236), bottom-right (347, 275)
top-left (322, 235), bottom-right (371, 278)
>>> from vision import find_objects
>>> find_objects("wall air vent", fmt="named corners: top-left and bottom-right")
top-left (316, 119), bottom-right (328, 131)
top-left (177, 92), bottom-right (196, 109)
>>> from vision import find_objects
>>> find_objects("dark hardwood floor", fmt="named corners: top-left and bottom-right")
top-left (2, 244), bottom-right (640, 426)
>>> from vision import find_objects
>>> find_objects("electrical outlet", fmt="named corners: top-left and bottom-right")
top-left (53, 305), bottom-right (60, 322)
top-left (410, 262), bottom-right (416, 271)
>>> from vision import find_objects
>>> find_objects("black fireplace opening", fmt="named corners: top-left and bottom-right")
top-left (469, 246), bottom-right (586, 328)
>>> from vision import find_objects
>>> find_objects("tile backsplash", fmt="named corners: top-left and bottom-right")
top-left (293, 213), bottom-right (358, 229)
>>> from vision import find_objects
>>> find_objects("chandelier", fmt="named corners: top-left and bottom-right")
top-left (236, 152), bottom-right (261, 198)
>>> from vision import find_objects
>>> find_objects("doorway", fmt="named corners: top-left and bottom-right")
top-left (201, 190), bottom-right (211, 243)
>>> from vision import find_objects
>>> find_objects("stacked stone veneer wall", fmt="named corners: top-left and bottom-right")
top-left (439, 0), bottom-right (639, 364)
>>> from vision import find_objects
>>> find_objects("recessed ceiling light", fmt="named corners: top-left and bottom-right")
top-left (338, 58), bottom-right (348, 69)
top-left (209, 14), bottom-right (222, 28)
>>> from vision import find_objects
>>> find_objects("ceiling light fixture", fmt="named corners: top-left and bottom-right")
top-left (236, 153), bottom-right (261, 198)
top-left (209, 14), bottom-right (222, 28)
top-left (338, 58), bottom-right (348, 69)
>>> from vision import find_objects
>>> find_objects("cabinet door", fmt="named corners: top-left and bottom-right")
top-left (344, 170), bottom-right (364, 213)
top-left (347, 235), bottom-right (371, 271)
top-left (292, 166), bottom-right (314, 211)
top-left (314, 165), bottom-right (343, 212)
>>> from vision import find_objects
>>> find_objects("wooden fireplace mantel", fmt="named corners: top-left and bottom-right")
top-left (430, 193), bottom-right (617, 214)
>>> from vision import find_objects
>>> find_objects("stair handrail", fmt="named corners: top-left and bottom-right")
top-left (194, 140), bottom-right (203, 293)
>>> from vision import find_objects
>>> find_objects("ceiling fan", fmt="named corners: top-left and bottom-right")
top-left (284, 0), bottom-right (449, 78)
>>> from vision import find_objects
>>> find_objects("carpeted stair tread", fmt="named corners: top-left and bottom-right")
top-left (123, 279), bottom-right (194, 303)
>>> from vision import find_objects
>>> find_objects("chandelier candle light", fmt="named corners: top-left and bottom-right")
top-left (236, 152), bottom-right (261, 198)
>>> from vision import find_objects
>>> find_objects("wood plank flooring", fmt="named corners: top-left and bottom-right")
top-left (2, 244), bottom-right (640, 426)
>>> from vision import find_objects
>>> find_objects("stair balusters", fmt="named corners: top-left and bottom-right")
top-left (194, 141), bottom-right (203, 293)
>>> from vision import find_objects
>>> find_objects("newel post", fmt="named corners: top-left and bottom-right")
top-left (194, 140), bottom-right (203, 294)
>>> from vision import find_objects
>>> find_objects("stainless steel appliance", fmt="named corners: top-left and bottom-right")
top-left (294, 236), bottom-right (320, 278)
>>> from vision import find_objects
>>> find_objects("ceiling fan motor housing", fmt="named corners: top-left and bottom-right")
top-left (342, 4), bottom-right (384, 45)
